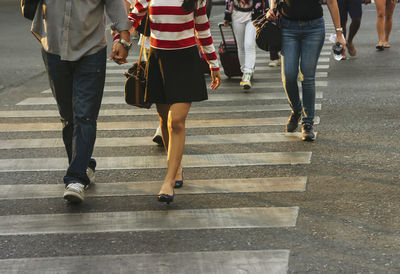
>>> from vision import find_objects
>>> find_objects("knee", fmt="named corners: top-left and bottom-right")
top-left (385, 14), bottom-right (393, 21)
top-left (157, 113), bottom-right (168, 128)
top-left (75, 115), bottom-right (96, 126)
top-left (377, 12), bottom-right (385, 19)
top-left (244, 41), bottom-right (254, 51)
top-left (61, 118), bottom-right (73, 129)
top-left (283, 69), bottom-right (298, 83)
top-left (168, 117), bottom-right (185, 133)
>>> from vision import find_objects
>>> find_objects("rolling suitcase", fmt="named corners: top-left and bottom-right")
top-left (218, 23), bottom-right (242, 78)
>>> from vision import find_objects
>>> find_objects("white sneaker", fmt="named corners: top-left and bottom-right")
top-left (240, 73), bottom-right (252, 89)
top-left (63, 182), bottom-right (85, 203)
top-left (268, 59), bottom-right (281, 67)
top-left (86, 167), bottom-right (95, 188)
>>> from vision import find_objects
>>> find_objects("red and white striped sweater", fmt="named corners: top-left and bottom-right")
top-left (126, 0), bottom-right (219, 71)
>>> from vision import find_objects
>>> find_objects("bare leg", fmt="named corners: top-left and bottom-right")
top-left (156, 104), bottom-right (170, 149)
top-left (384, 0), bottom-right (396, 46)
top-left (156, 104), bottom-right (184, 185)
top-left (347, 18), bottom-right (361, 56)
top-left (375, 0), bottom-right (386, 46)
top-left (347, 18), bottom-right (361, 45)
top-left (157, 102), bottom-right (191, 196)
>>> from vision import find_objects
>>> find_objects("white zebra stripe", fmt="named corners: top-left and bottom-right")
top-left (0, 132), bottom-right (316, 149)
top-left (0, 207), bottom-right (299, 235)
top-left (0, 117), bottom-right (321, 132)
top-left (0, 250), bottom-right (289, 274)
top-left (0, 177), bottom-right (307, 199)
top-left (0, 152), bottom-right (312, 172)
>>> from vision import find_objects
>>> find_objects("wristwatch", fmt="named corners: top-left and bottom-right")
top-left (335, 27), bottom-right (343, 32)
top-left (118, 38), bottom-right (132, 51)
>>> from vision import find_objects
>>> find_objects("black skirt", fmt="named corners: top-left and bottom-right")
top-left (145, 46), bottom-right (208, 104)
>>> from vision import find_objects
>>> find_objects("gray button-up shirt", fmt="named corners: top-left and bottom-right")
top-left (31, 0), bottom-right (132, 61)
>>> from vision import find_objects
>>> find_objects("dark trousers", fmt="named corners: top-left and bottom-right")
top-left (41, 47), bottom-right (106, 186)
top-left (270, 49), bottom-right (280, 61)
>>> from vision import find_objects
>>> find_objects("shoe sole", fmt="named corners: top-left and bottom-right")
top-left (286, 125), bottom-right (298, 133)
top-left (63, 191), bottom-right (84, 203)
top-left (302, 136), bottom-right (315, 142)
top-left (174, 180), bottom-right (183, 188)
top-left (243, 85), bottom-right (251, 90)
top-left (152, 135), bottom-right (164, 146)
top-left (158, 195), bottom-right (174, 204)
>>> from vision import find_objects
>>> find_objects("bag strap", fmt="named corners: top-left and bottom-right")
top-left (136, 12), bottom-right (150, 75)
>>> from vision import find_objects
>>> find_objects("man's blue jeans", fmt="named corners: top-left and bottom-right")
top-left (280, 17), bottom-right (325, 125)
top-left (41, 47), bottom-right (106, 186)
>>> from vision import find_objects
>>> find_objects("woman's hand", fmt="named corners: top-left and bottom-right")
top-left (336, 33), bottom-right (347, 53)
top-left (210, 70), bottom-right (221, 90)
top-left (266, 9), bottom-right (279, 21)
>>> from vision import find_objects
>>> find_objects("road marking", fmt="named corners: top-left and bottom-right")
top-left (0, 132), bottom-right (317, 149)
top-left (0, 207), bottom-right (299, 235)
top-left (0, 152), bottom-right (312, 172)
top-left (16, 92), bottom-right (324, 105)
top-left (107, 65), bottom-right (329, 74)
top-left (105, 53), bottom-right (330, 67)
top-left (0, 177), bottom-right (307, 199)
top-left (218, 80), bottom-right (327, 88)
top-left (0, 117), bottom-right (320, 132)
top-left (0, 104), bottom-right (322, 118)
top-left (102, 81), bottom-right (327, 89)
top-left (103, 72), bottom-right (328, 83)
top-left (0, 250), bottom-right (289, 274)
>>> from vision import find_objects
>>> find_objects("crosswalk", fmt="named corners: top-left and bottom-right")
top-left (0, 12), bottom-right (334, 273)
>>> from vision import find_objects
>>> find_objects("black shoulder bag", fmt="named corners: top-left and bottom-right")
top-left (21, 0), bottom-right (40, 20)
top-left (252, 0), bottom-right (283, 52)
top-left (124, 13), bottom-right (152, 109)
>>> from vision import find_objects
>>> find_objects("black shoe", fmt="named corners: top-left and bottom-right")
top-left (174, 180), bottom-right (183, 188)
top-left (174, 173), bottom-right (183, 188)
top-left (158, 192), bottom-right (174, 204)
top-left (302, 123), bottom-right (315, 141)
top-left (152, 127), bottom-right (164, 146)
top-left (286, 111), bottom-right (301, 132)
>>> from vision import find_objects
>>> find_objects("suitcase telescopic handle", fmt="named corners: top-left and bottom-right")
top-left (218, 23), bottom-right (238, 50)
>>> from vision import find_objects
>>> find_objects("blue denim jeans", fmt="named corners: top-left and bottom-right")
top-left (281, 17), bottom-right (325, 125)
top-left (41, 47), bottom-right (106, 186)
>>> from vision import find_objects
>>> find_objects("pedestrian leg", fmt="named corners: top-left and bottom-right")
top-left (383, 0), bottom-right (396, 47)
top-left (157, 102), bottom-right (191, 198)
top-left (41, 49), bottom-right (74, 163)
top-left (66, 47), bottom-right (106, 187)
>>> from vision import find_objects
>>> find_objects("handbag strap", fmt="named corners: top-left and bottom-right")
top-left (136, 12), bottom-right (150, 74)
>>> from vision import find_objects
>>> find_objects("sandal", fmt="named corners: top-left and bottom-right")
top-left (347, 43), bottom-right (357, 56)
top-left (376, 43), bottom-right (384, 51)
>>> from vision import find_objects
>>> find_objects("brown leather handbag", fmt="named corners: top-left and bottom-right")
top-left (124, 14), bottom-right (152, 109)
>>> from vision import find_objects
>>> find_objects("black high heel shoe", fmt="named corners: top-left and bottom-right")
top-left (174, 173), bottom-right (184, 188)
top-left (158, 191), bottom-right (174, 204)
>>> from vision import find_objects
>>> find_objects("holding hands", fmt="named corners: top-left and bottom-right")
top-left (266, 8), bottom-right (280, 21)
top-left (109, 30), bottom-right (131, 65)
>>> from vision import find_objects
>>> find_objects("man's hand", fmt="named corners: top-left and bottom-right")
top-left (210, 70), bottom-right (221, 90)
top-left (109, 30), bottom-right (130, 65)
top-left (266, 9), bottom-right (280, 21)
top-left (110, 42), bottom-right (129, 65)
top-left (363, 0), bottom-right (371, 4)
